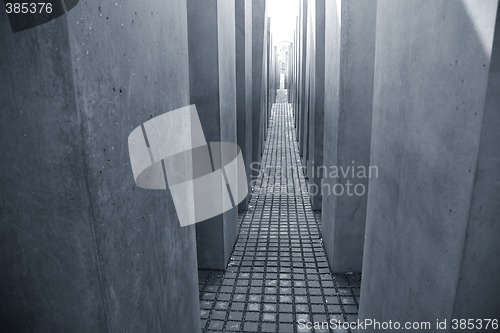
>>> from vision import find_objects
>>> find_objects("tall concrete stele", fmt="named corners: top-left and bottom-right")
top-left (186, 0), bottom-right (269, 269)
top-left (235, 0), bottom-right (254, 210)
top-left (321, 0), bottom-right (377, 273)
top-left (0, 1), bottom-right (202, 332)
top-left (186, 0), bottom-right (240, 270)
top-left (252, 0), bottom-right (268, 174)
top-left (360, 0), bottom-right (500, 327)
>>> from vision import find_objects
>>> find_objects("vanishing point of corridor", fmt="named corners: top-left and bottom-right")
top-left (2, 0), bottom-right (499, 331)
top-left (198, 91), bottom-right (361, 333)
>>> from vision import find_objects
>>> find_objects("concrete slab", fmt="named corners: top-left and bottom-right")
top-left (359, 0), bottom-right (499, 326)
top-left (187, 0), bottom-right (238, 270)
top-left (236, 0), bottom-right (253, 210)
top-left (251, 0), bottom-right (267, 176)
top-left (0, 0), bottom-right (201, 331)
top-left (321, 0), bottom-right (377, 273)
top-left (301, 1), bottom-right (315, 172)
top-left (453, 5), bottom-right (500, 318)
top-left (307, 0), bottom-right (326, 211)
top-left (297, 0), bottom-right (308, 158)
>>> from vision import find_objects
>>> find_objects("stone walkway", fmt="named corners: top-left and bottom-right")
top-left (198, 92), bottom-right (361, 333)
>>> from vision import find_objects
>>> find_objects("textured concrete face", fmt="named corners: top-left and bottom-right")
top-left (271, 45), bottom-right (278, 102)
top-left (359, 0), bottom-right (499, 326)
top-left (320, 0), bottom-right (341, 271)
top-left (300, 4), bottom-right (311, 169)
top-left (268, 43), bottom-right (275, 109)
top-left (0, 0), bottom-right (201, 332)
top-left (297, 0), bottom-right (308, 157)
top-left (251, 0), bottom-right (266, 174)
top-left (292, 21), bottom-right (299, 121)
top-left (0, 17), bottom-right (103, 332)
top-left (453, 7), bottom-right (500, 318)
top-left (286, 43), bottom-right (293, 100)
top-left (321, 0), bottom-right (377, 273)
top-left (188, 0), bottom-right (238, 270)
top-left (303, 0), bottom-right (314, 179)
top-left (306, 0), bottom-right (325, 211)
top-left (263, 18), bottom-right (271, 144)
top-left (236, 0), bottom-right (253, 210)
top-left (274, 45), bottom-right (279, 93)
top-left (289, 39), bottom-right (296, 103)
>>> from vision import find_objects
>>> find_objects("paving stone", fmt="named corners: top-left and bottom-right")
top-left (226, 321), bottom-right (241, 330)
top-left (279, 323), bottom-right (295, 332)
top-left (210, 311), bottom-right (226, 321)
top-left (261, 322), bottom-right (277, 332)
top-left (228, 311), bottom-right (243, 321)
top-left (243, 322), bottom-right (258, 332)
top-left (245, 311), bottom-right (260, 321)
top-left (279, 313), bottom-right (294, 322)
top-left (208, 320), bottom-right (224, 330)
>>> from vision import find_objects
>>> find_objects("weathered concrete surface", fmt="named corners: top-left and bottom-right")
top-left (296, 0), bottom-right (308, 158)
top-left (0, 0), bottom-right (201, 332)
top-left (453, 7), bottom-right (500, 318)
top-left (453, 5), bottom-right (500, 319)
top-left (291, 28), bottom-right (295, 111)
top-left (236, 0), bottom-right (253, 210)
top-left (251, 0), bottom-right (266, 176)
top-left (188, 0), bottom-right (238, 270)
top-left (359, 0), bottom-right (500, 327)
top-left (306, 0), bottom-right (325, 211)
top-left (300, 2), bottom-right (311, 173)
top-left (274, 44), bottom-right (279, 93)
top-left (0, 16), bottom-right (104, 332)
top-left (299, 1), bottom-right (316, 181)
top-left (263, 18), bottom-right (271, 143)
top-left (321, 0), bottom-right (377, 273)
top-left (268, 43), bottom-right (275, 109)
top-left (292, 21), bottom-right (299, 121)
top-left (285, 43), bottom-right (293, 100)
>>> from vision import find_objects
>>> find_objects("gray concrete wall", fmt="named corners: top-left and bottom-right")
top-left (297, 0), bottom-right (308, 157)
top-left (453, 4), bottom-right (500, 319)
top-left (359, 0), bottom-right (499, 328)
top-left (244, 0), bottom-right (253, 186)
top-left (236, 0), bottom-right (253, 210)
top-left (188, 0), bottom-right (238, 270)
top-left (321, 0), bottom-right (377, 273)
top-left (251, 0), bottom-right (266, 175)
top-left (301, 1), bottom-right (312, 173)
top-left (292, 21), bottom-right (299, 121)
top-left (293, 19), bottom-right (299, 127)
top-left (306, 0), bottom-right (326, 211)
top-left (321, 0), bottom-right (341, 272)
top-left (263, 18), bottom-right (271, 142)
top-left (286, 43), bottom-right (293, 100)
top-left (275, 45), bottom-right (279, 91)
top-left (269, 44), bottom-right (277, 107)
top-left (291, 41), bottom-right (294, 96)
top-left (0, 0), bottom-right (201, 332)
top-left (0, 16), bottom-right (103, 332)
top-left (304, 0), bottom-right (315, 181)
top-left (295, 2), bottom-right (300, 134)
top-left (260, 15), bottom-right (270, 156)
top-left (287, 44), bottom-right (292, 91)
